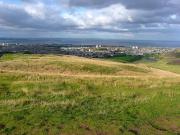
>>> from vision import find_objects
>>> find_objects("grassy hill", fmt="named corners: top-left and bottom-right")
top-left (0, 54), bottom-right (180, 135)
top-left (104, 50), bottom-right (180, 74)
top-left (140, 50), bottom-right (180, 74)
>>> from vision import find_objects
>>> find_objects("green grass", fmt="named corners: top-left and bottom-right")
top-left (145, 60), bottom-right (180, 74)
top-left (104, 54), bottom-right (143, 63)
top-left (49, 61), bottom-right (121, 75)
top-left (0, 54), bottom-right (179, 135)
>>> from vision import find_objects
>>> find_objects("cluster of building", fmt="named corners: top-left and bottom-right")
top-left (0, 43), bottom-right (175, 58)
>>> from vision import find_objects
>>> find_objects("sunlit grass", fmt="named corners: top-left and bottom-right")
top-left (0, 54), bottom-right (179, 135)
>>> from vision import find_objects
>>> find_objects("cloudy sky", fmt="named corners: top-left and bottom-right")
top-left (0, 0), bottom-right (180, 40)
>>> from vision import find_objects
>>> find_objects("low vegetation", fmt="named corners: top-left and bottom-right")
top-left (104, 54), bottom-right (144, 63)
top-left (140, 50), bottom-right (180, 74)
top-left (0, 54), bottom-right (179, 135)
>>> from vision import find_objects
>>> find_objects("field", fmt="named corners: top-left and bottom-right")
top-left (0, 54), bottom-right (180, 135)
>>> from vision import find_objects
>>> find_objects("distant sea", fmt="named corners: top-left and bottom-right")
top-left (0, 38), bottom-right (180, 48)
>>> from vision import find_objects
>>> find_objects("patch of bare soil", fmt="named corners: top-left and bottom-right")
top-left (125, 116), bottom-right (180, 135)
top-left (78, 124), bottom-right (108, 135)
top-left (128, 128), bottom-right (140, 135)
top-left (0, 124), bottom-right (5, 130)
top-left (151, 117), bottom-right (180, 134)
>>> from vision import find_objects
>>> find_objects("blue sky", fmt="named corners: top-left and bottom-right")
top-left (0, 0), bottom-right (180, 41)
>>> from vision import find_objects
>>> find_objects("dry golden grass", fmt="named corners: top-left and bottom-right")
top-left (0, 54), bottom-right (179, 78)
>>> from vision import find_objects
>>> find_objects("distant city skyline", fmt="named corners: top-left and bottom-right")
top-left (0, 0), bottom-right (180, 41)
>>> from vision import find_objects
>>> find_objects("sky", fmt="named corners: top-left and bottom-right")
top-left (0, 0), bottom-right (180, 41)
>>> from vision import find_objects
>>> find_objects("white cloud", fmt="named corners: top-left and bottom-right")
top-left (170, 14), bottom-right (177, 20)
top-left (0, 0), bottom-right (180, 40)
top-left (24, 2), bottom-right (45, 19)
top-left (62, 4), bottom-right (133, 28)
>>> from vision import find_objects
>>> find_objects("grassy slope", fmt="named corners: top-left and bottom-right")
top-left (140, 50), bottom-right (180, 74)
top-left (145, 60), bottom-right (180, 74)
top-left (0, 54), bottom-right (180, 135)
top-left (104, 50), bottom-right (180, 74)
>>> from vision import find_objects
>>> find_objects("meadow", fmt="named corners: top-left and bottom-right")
top-left (0, 54), bottom-right (179, 135)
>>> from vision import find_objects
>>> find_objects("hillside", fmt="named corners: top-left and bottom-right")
top-left (141, 49), bottom-right (180, 74)
top-left (103, 49), bottom-right (180, 74)
top-left (0, 54), bottom-right (180, 135)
